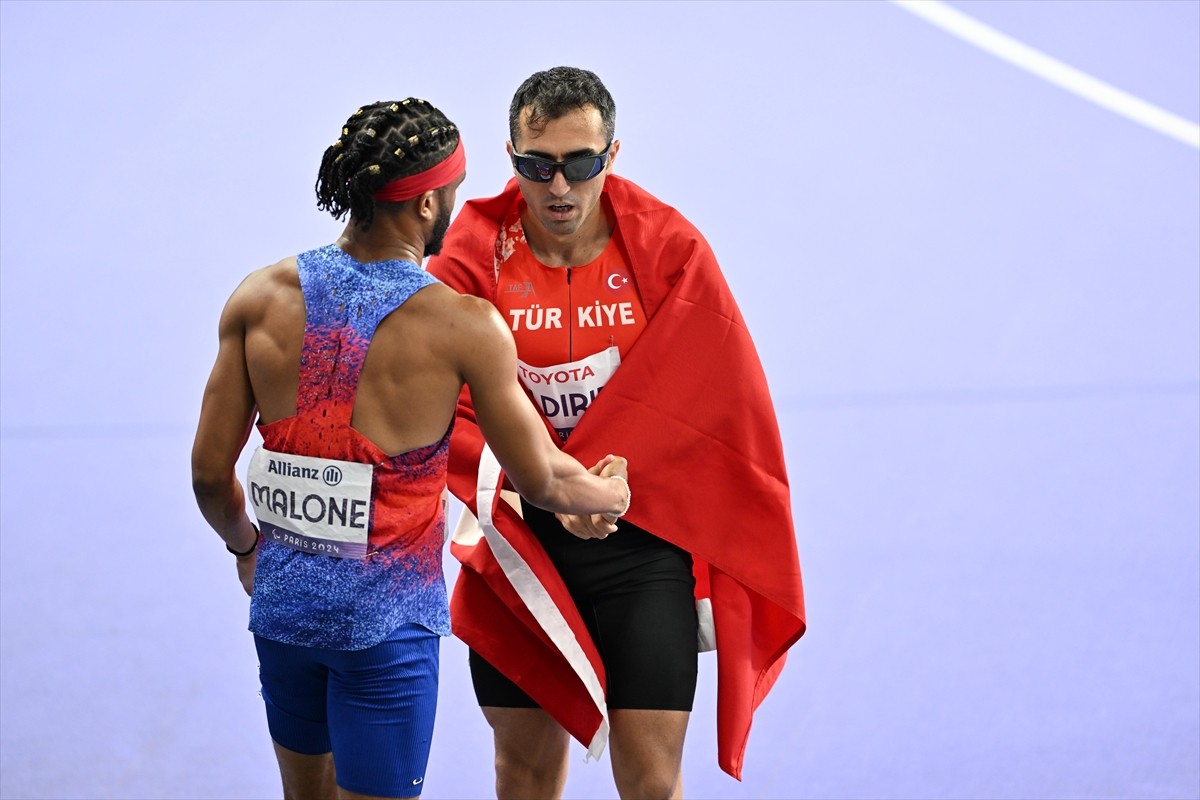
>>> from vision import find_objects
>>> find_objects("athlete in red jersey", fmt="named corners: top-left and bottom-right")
top-left (494, 201), bottom-right (647, 441)
top-left (428, 68), bottom-right (805, 800)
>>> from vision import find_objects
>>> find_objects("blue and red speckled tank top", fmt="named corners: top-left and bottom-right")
top-left (247, 244), bottom-right (452, 650)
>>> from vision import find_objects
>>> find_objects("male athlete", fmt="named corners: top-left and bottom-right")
top-left (428, 68), bottom-right (806, 799)
top-left (191, 98), bottom-right (631, 800)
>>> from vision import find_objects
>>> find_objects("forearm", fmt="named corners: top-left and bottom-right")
top-left (513, 452), bottom-right (629, 518)
top-left (193, 475), bottom-right (259, 552)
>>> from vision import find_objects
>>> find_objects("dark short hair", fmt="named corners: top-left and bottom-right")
top-left (508, 67), bottom-right (616, 147)
top-left (315, 98), bottom-right (459, 230)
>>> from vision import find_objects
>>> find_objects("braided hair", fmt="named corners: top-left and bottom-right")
top-left (508, 67), bottom-right (616, 147)
top-left (315, 99), bottom-right (460, 230)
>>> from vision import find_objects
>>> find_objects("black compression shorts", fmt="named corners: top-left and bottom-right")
top-left (469, 500), bottom-right (699, 711)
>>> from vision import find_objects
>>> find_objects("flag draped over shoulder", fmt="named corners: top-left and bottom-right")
top-left (427, 175), bottom-right (806, 780)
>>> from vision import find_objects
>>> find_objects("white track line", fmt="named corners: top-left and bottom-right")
top-left (892, 0), bottom-right (1200, 149)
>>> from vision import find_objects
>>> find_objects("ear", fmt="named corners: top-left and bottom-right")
top-left (506, 140), bottom-right (519, 177)
top-left (415, 189), bottom-right (437, 221)
top-left (606, 139), bottom-right (621, 173)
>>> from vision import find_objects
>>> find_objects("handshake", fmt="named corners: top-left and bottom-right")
top-left (557, 453), bottom-right (631, 541)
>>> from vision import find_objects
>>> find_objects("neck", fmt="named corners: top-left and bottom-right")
top-left (523, 207), bottom-right (612, 267)
top-left (336, 217), bottom-right (423, 265)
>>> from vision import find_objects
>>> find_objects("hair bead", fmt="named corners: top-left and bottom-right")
top-left (316, 99), bottom-right (460, 232)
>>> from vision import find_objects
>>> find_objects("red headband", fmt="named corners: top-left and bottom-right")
top-left (373, 138), bottom-right (466, 203)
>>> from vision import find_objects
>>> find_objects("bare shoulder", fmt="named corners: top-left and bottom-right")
top-left (402, 282), bottom-right (513, 367)
top-left (407, 282), bottom-right (508, 338)
top-left (231, 256), bottom-right (300, 299)
top-left (223, 256), bottom-right (301, 321)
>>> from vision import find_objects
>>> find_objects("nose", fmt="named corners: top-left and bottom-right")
top-left (547, 169), bottom-right (572, 196)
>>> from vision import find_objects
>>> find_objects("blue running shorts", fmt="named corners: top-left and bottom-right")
top-left (254, 622), bottom-right (439, 797)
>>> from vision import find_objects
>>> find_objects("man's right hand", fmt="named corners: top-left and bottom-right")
top-left (235, 552), bottom-right (256, 596)
top-left (555, 455), bottom-right (628, 540)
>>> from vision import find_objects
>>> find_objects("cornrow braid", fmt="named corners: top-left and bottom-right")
top-left (315, 98), bottom-right (461, 230)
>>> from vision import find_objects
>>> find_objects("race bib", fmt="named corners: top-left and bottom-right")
top-left (246, 448), bottom-right (374, 559)
top-left (517, 346), bottom-right (620, 442)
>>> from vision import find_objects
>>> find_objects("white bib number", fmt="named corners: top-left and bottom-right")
top-left (247, 448), bottom-right (374, 559)
top-left (517, 346), bottom-right (620, 442)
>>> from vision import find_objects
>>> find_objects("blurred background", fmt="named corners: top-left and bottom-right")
top-left (1, 1), bottom-right (1196, 797)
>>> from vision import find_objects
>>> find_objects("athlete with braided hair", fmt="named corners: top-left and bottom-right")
top-left (192, 97), bottom-right (630, 800)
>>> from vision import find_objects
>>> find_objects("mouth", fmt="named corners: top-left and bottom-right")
top-left (547, 202), bottom-right (574, 220)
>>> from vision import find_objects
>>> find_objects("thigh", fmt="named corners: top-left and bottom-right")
top-left (593, 585), bottom-right (699, 711)
top-left (468, 647), bottom-right (540, 708)
top-left (522, 502), bottom-right (698, 711)
top-left (326, 624), bottom-right (441, 798)
top-left (481, 705), bottom-right (571, 795)
top-left (255, 634), bottom-right (334, 755)
top-left (609, 708), bottom-right (689, 799)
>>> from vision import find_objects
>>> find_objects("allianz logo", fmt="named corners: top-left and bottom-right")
top-left (267, 458), bottom-right (343, 487)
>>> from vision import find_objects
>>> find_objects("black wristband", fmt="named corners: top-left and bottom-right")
top-left (226, 529), bottom-right (260, 558)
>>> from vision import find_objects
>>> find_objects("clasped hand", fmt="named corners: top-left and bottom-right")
top-left (556, 454), bottom-right (628, 540)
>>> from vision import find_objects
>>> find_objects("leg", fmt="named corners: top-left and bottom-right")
top-left (469, 648), bottom-right (570, 799)
top-left (326, 625), bottom-right (440, 799)
top-left (255, 635), bottom-right (338, 799)
top-left (588, 547), bottom-right (698, 800)
top-left (338, 785), bottom-right (415, 800)
top-left (609, 709), bottom-right (689, 799)
top-left (481, 706), bottom-right (571, 800)
top-left (272, 743), bottom-right (337, 800)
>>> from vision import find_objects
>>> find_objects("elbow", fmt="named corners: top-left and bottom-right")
top-left (190, 457), bottom-right (229, 502)
top-left (191, 474), bottom-right (222, 503)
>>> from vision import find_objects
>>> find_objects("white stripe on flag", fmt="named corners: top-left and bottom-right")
top-left (474, 444), bottom-right (611, 760)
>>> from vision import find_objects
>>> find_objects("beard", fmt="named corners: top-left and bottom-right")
top-left (424, 194), bottom-right (454, 257)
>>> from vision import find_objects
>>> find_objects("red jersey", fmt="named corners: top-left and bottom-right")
top-left (427, 176), bottom-right (805, 780)
top-left (494, 204), bottom-right (647, 440)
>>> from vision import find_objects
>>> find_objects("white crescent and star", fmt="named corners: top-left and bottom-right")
top-left (607, 273), bottom-right (628, 290)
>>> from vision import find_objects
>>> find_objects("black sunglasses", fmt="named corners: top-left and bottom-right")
top-left (511, 145), bottom-right (612, 183)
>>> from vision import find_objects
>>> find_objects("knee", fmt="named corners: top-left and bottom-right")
top-left (492, 736), bottom-right (569, 799)
top-left (494, 736), bottom-right (566, 778)
top-left (620, 771), bottom-right (680, 800)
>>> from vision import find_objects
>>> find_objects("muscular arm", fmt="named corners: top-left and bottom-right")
top-left (449, 294), bottom-right (629, 520)
top-left (191, 280), bottom-right (262, 589)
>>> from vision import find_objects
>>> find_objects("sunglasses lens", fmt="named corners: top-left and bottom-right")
top-left (515, 149), bottom-right (608, 182)
top-left (515, 155), bottom-right (553, 182)
top-left (562, 155), bottom-right (603, 182)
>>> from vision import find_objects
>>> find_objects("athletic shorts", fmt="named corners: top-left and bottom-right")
top-left (470, 500), bottom-right (698, 711)
top-left (254, 622), bottom-right (439, 797)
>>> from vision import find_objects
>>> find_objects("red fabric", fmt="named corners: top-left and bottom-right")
top-left (443, 410), bottom-right (609, 748)
top-left (427, 175), bottom-right (806, 779)
top-left (493, 203), bottom-right (646, 367)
